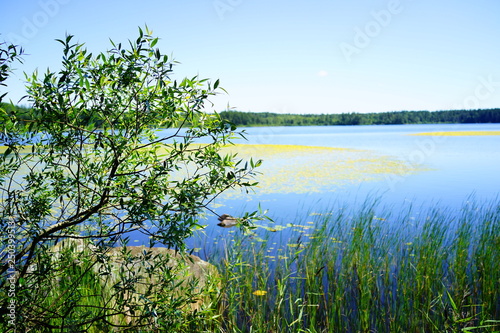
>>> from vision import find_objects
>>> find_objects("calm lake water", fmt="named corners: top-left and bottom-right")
top-left (11, 123), bottom-right (497, 247)
top-left (185, 123), bottom-right (500, 251)
top-left (213, 123), bottom-right (499, 211)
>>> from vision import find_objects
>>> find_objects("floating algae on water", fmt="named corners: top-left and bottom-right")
top-left (2, 143), bottom-right (427, 198)
top-left (219, 144), bottom-right (427, 197)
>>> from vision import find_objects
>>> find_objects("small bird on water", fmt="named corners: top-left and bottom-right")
top-left (217, 214), bottom-right (238, 227)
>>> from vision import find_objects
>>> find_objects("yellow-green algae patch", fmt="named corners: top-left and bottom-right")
top-left (410, 131), bottom-right (500, 136)
top-left (0, 145), bottom-right (33, 154)
top-left (1, 143), bottom-right (427, 198)
top-left (218, 144), bottom-right (426, 197)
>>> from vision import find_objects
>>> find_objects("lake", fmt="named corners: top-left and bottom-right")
top-left (6, 122), bottom-right (497, 247)
top-left (186, 123), bottom-right (500, 252)
top-left (208, 123), bottom-right (499, 210)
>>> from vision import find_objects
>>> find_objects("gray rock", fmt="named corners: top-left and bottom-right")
top-left (49, 239), bottom-right (220, 325)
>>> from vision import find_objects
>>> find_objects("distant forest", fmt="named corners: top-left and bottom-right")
top-left (2, 103), bottom-right (499, 127)
top-left (220, 109), bottom-right (500, 126)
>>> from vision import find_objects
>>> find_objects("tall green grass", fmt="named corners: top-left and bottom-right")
top-left (14, 199), bottom-right (499, 332)
top-left (211, 199), bottom-right (500, 333)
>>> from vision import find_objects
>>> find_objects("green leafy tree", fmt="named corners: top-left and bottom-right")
top-left (0, 27), bottom-right (262, 331)
top-left (0, 41), bottom-right (22, 103)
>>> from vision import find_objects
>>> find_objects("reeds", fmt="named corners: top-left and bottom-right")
top-left (20, 198), bottom-right (499, 332)
top-left (211, 198), bottom-right (500, 333)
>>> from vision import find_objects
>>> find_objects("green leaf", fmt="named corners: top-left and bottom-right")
top-left (3, 146), bottom-right (12, 157)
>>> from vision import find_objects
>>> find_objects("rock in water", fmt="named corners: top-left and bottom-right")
top-left (49, 239), bottom-right (220, 326)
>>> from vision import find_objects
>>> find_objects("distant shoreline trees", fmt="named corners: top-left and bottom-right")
top-left (219, 109), bottom-right (500, 127)
top-left (0, 103), bottom-right (500, 127)
top-left (2, 105), bottom-right (499, 129)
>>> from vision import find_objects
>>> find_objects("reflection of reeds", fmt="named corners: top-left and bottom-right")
top-left (211, 198), bottom-right (500, 332)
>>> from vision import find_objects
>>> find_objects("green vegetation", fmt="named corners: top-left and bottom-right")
top-left (0, 103), bottom-right (31, 121)
top-left (8, 199), bottom-right (498, 332)
top-left (26, 241), bottom-right (224, 332)
top-left (0, 28), bottom-right (263, 331)
top-left (220, 109), bottom-right (500, 126)
top-left (4, 104), bottom-right (500, 129)
top-left (0, 41), bottom-right (23, 103)
top-left (210, 199), bottom-right (500, 332)
top-left (1, 30), bottom-right (499, 332)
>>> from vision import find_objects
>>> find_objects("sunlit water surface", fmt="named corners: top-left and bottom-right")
top-left (6, 124), bottom-right (498, 250)
top-left (183, 123), bottom-right (500, 254)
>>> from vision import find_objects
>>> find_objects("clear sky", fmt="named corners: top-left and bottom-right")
top-left (1, 0), bottom-right (500, 114)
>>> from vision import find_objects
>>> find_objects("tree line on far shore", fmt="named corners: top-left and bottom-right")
top-left (3, 103), bottom-right (499, 128)
top-left (219, 108), bottom-right (500, 126)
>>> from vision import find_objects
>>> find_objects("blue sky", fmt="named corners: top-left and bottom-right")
top-left (1, 0), bottom-right (500, 114)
